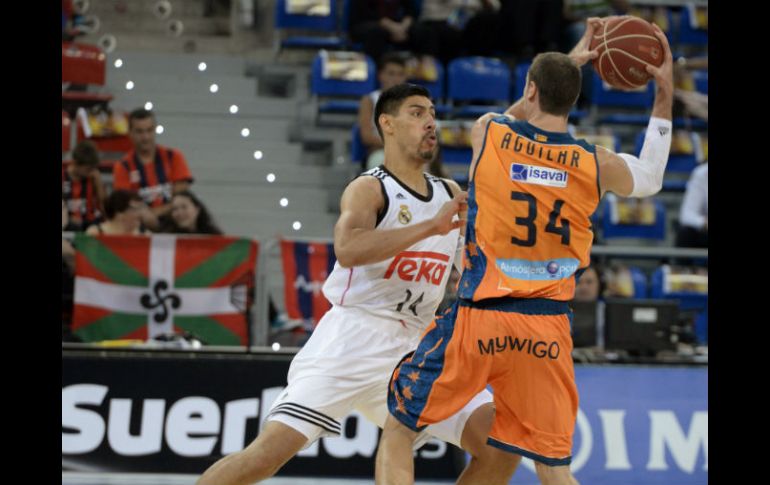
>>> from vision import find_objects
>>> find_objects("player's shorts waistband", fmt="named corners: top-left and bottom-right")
top-left (459, 297), bottom-right (570, 315)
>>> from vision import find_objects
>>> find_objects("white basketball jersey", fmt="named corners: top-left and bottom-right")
top-left (323, 165), bottom-right (459, 332)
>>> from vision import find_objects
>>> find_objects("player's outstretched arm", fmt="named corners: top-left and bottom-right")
top-left (598, 23), bottom-right (674, 199)
top-left (333, 176), bottom-right (467, 268)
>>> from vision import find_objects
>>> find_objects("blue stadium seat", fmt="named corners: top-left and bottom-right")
top-left (629, 267), bottom-right (649, 299)
top-left (650, 266), bottom-right (708, 312)
top-left (692, 70), bottom-right (708, 95)
top-left (591, 71), bottom-right (655, 108)
top-left (351, 123), bottom-right (367, 165)
top-left (634, 131), bottom-right (698, 174)
top-left (678, 5), bottom-right (708, 46)
top-left (274, 0), bottom-right (345, 56)
top-left (311, 52), bottom-right (377, 121)
top-left (602, 197), bottom-right (666, 241)
top-left (447, 57), bottom-right (511, 118)
top-left (409, 60), bottom-right (445, 102)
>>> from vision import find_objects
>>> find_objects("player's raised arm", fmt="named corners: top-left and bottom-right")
top-left (598, 23), bottom-right (674, 198)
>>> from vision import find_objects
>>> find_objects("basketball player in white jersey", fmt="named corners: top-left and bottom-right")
top-left (196, 84), bottom-right (513, 485)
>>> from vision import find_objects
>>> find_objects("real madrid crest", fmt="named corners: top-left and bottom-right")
top-left (398, 205), bottom-right (412, 225)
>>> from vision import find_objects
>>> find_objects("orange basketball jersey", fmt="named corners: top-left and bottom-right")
top-left (458, 117), bottom-right (601, 302)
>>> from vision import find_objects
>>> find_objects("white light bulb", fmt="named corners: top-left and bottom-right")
top-left (253, 150), bottom-right (263, 160)
top-left (125, 81), bottom-right (134, 90)
top-left (272, 342), bottom-right (281, 351)
top-left (229, 104), bottom-right (239, 114)
top-left (198, 62), bottom-right (207, 71)
top-left (144, 102), bottom-right (153, 110)
top-left (280, 198), bottom-right (289, 207)
top-left (292, 221), bottom-right (302, 231)
top-left (266, 173), bottom-right (276, 183)
top-left (114, 59), bottom-right (123, 68)
top-left (209, 83), bottom-right (219, 93)
top-left (241, 128), bottom-right (250, 137)
top-left (156, 125), bottom-right (164, 134)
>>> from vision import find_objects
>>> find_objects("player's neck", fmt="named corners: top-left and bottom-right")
top-left (382, 155), bottom-right (428, 194)
top-left (527, 112), bottom-right (568, 134)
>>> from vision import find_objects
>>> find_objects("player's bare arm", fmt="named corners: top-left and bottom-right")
top-left (468, 112), bottom-right (503, 182)
top-left (334, 176), bottom-right (467, 268)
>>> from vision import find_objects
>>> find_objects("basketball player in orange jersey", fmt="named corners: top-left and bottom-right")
top-left (197, 83), bottom-right (515, 485)
top-left (376, 19), bottom-right (674, 485)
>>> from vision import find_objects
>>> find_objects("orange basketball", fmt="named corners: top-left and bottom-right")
top-left (590, 16), bottom-right (664, 90)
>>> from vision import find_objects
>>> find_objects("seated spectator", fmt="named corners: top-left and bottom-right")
top-left (62, 140), bottom-right (106, 232)
top-left (112, 108), bottom-right (194, 231)
top-left (676, 162), bottom-right (708, 249)
top-left (574, 265), bottom-right (603, 302)
top-left (412, 0), bottom-right (500, 65)
top-left (359, 54), bottom-right (408, 170)
top-left (562, 0), bottom-right (629, 50)
top-left (349, 0), bottom-right (417, 62)
top-left (674, 57), bottom-right (708, 121)
top-left (159, 191), bottom-right (224, 235)
top-left (85, 190), bottom-right (152, 236)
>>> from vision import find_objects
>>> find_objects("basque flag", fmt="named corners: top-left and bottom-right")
top-left (280, 239), bottom-right (336, 328)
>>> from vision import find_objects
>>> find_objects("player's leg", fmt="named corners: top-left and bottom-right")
top-left (376, 413), bottom-right (421, 485)
top-left (534, 462), bottom-right (581, 485)
top-left (196, 420), bottom-right (307, 485)
top-left (376, 303), bottom-right (490, 485)
top-left (485, 310), bottom-right (579, 485)
top-left (456, 403), bottom-right (520, 485)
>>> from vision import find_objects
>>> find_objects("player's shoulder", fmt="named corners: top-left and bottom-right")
top-left (344, 170), bottom-right (387, 202)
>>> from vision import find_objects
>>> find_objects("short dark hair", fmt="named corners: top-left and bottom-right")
top-left (374, 83), bottom-right (431, 139)
top-left (378, 52), bottom-right (406, 72)
top-left (527, 53), bottom-right (581, 116)
top-left (72, 140), bottom-right (99, 168)
top-left (128, 108), bottom-right (155, 130)
top-left (104, 190), bottom-right (142, 219)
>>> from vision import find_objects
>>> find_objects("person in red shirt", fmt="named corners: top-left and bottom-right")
top-left (62, 140), bottom-right (106, 232)
top-left (112, 108), bottom-right (194, 230)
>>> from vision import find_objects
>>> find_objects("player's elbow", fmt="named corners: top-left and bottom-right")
top-left (334, 246), bottom-right (359, 268)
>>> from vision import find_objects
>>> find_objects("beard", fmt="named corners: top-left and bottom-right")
top-left (419, 148), bottom-right (434, 160)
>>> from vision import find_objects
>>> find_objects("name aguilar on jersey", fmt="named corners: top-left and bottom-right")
top-left (500, 132), bottom-right (582, 168)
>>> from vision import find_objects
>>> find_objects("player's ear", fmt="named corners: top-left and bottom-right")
top-left (380, 113), bottom-right (395, 136)
top-left (526, 80), bottom-right (538, 102)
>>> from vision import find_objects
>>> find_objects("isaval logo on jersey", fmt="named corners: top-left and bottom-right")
top-left (510, 163), bottom-right (568, 188)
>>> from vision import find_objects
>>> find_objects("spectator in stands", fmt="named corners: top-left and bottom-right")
top-left (63, 140), bottom-right (106, 232)
top-left (112, 109), bottom-right (194, 231)
top-left (159, 191), bottom-right (224, 235)
top-left (676, 162), bottom-right (708, 248)
top-left (562, 0), bottom-right (629, 50)
top-left (497, 0), bottom-right (565, 59)
top-left (674, 56), bottom-right (708, 121)
top-left (85, 190), bottom-right (152, 236)
top-left (412, 0), bottom-right (500, 65)
top-left (348, 0), bottom-right (417, 62)
top-left (359, 55), bottom-right (408, 170)
top-left (574, 265), bottom-right (603, 302)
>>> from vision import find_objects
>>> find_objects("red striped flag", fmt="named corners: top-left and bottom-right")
top-left (280, 239), bottom-right (336, 329)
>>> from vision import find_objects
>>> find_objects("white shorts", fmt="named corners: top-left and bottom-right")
top-left (266, 305), bottom-right (493, 449)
